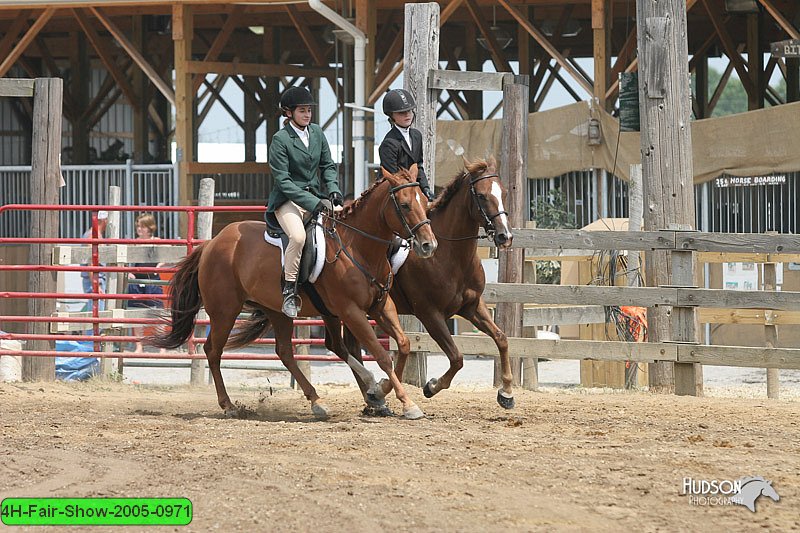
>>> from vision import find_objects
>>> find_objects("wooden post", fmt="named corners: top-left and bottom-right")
top-left (636, 0), bottom-right (697, 394)
top-left (23, 78), bottom-right (62, 382)
top-left (70, 32), bottom-right (90, 164)
top-left (788, 58), bottom-right (799, 103)
top-left (399, 315), bottom-right (427, 388)
top-left (495, 73), bottom-right (530, 389)
top-left (404, 2), bottom-right (439, 188)
top-left (694, 52), bottom-right (708, 118)
top-left (191, 178), bottom-right (214, 385)
top-left (173, 5), bottom-right (194, 216)
top-left (592, 0), bottom-right (610, 111)
top-left (102, 186), bottom-right (122, 377)
top-left (132, 15), bottom-right (149, 163)
top-left (356, 0), bottom-right (377, 175)
top-left (763, 233), bottom-right (780, 399)
top-left (670, 224), bottom-right (702, 396)
top-left (746, 13), bottom-right (763, 110)
top-left (626, 164), bottom-right (644, 388)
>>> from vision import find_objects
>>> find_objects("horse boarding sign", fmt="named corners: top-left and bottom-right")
top-left (714, 175), bottom-right (786, 188)
top-left (770, 39), bottom-right (800, 58)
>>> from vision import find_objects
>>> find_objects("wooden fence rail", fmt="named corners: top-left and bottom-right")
top-left (400, 334), bottom-right (800, 370)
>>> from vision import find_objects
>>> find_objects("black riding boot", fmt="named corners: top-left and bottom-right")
top-left (281, 278), bottom-right (300, 318)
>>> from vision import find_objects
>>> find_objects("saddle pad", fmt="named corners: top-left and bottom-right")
top-left (389, 238), bottom-right (410, 275)
top-left (264, 217), bottom-right (326, 283)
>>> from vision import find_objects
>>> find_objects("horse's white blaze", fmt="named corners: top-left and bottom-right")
top-left (416, 190), bottom-right (421, 204)
top-left (491, 182), bottom-right (509, 230)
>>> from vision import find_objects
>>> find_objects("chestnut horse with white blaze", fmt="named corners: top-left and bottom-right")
top-left (151, 167), bottom-right (437, 419)
top-left (328, 157), bottom-right (517, 408)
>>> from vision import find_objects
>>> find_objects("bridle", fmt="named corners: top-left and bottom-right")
top-left (322, 179), bottom-right (431, 304)
top-left (435, 172), bottom-right (508, 242)
top-left (383, 181), bottom-right (432, 242)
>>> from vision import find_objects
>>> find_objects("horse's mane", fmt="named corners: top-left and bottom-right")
top-left (428, 159), bottom-right (489, 214)
top-left (336, 168), bottom-right (414, 221)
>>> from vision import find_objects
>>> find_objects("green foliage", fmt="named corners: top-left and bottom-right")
top-left (530, 190), bottom-right (576, 285)
top-left (531, 189), bottom-right (576, 230)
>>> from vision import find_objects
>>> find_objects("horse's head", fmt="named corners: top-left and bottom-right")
top-left (380, 165), bottom-right (438, 258)
top-left (760, 481), bottom-right (780, 502)
top-left (466, 156), bottom-right (513, 248)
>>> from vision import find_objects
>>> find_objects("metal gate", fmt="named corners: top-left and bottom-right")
top-left (0, 161), bottom-right (177, 238)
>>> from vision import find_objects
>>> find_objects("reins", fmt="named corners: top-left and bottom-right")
top-left (320, 179), bottom-right (429, 304)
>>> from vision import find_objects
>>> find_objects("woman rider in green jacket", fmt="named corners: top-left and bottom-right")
top-left (267, 87), bottom-right (343, 317)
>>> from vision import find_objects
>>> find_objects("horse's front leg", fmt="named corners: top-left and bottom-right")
top-left (340, 301), bottom-right (423, 420)
top-left (413, 311), bottom-right (464, 399)
top-left (322, 316), bottom-right (388, 412)
top-left (269, 311), bottom-right (329, 419)
top-left (461, 298), bottom-right (514, 409)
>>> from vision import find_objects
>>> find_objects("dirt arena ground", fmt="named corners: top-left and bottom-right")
top-left (1, 381), bottom-right (798, 532)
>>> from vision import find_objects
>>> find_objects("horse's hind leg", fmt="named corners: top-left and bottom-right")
top-left (269, 311), bottom-right (329, 419)
top-left (204, 306), bottom-right (240, 416)
top-left (461, 298), bottom-right (514, 409)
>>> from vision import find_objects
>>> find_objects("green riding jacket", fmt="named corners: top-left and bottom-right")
top-left (267, 122), bottom-right (341, 213)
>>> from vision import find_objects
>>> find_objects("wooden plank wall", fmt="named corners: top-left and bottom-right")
top-left (0, 245), bottom-right (30, 333)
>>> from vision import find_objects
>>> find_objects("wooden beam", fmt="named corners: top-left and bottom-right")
top-left (191, 6), bottom-right (243, 94)
top-left (592, 0), bottom-right (609, 109)
top-left (0, 8), bottom-right (56, 78)
top-left (756, 0), bottom-right (800, 40)
top-left (701, 0), bottom-right (757, 97)
top-left (201, 79), bottom-right (244, 128)
top-left (707, 50), bottom-right (737, 115)
top-left (0, 11), bottom-right (33, 68)
top-left (90, 6), bottom-right (175, 106)
top-left (186, 60), bottom-right (332, 78)
top-left (0, 78), bottom-right (34, 97)
top-left (285, 5), bottom-right (345, 102)
top-left (428, 70), bottom-right (507, 92)
top-left (464, 0), bottom-right (513, 73)
top-left (368, 0), bottom-right (463, 105)
top-left (498, 0), bottom-right (593, 95)
top-left (174, 3), bottom-right (194, 210)
top-left (88, 88), bottom-right (122, 129)
top-left (73, 8), bottom-right (140, 112)
top-left (197, 75), bottom-right (227, 126)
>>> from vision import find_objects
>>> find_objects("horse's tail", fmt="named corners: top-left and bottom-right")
top-left (225, 304), bottom-right (271, 349)
top-left (148, 244), bottom-right (205, 349)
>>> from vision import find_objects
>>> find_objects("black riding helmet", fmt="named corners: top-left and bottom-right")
top-left (279, 87), bottom-right (316, 111)
top-left (383, 89), bottom-right (416, 116)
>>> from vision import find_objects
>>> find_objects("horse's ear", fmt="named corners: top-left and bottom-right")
top-left (408, 164), bottom-right (418, 181)
top-left (380, 166), bottom-right (392, 181)
top-left (461, 155), bottom-right (472, 169)
top-left (487, 154), bottom-right (498, 172)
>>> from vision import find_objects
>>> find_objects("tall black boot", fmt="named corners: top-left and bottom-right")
top-left (281, 278), bottom-right (300, 318)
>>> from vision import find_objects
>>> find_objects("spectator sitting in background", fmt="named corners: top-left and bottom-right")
top-left (126, 213), bottom-right (166, 354)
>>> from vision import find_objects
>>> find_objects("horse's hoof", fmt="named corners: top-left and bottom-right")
top-left (497, 389), bottom-right (515, 409)
top-left (362, 405), bottom-right (396, 417)
top-left (311, 402), bottom-right (330, 420)
top-left (223, 407), bottom-right (238, 418)
top-left (402, 405), bottom-right (425, 420)
top-left (366, 384), bottom-right (387, 407)
top-left (423, 378), bottom-right (439, 398)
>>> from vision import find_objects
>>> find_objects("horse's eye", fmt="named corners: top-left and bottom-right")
top-left (401, 203), bottom-right (410, 210)
top-left (477, 194), bottom-right (487, 201)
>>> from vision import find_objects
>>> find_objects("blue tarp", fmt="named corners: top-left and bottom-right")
top-left (55, 340), bottom-right (99, 382)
